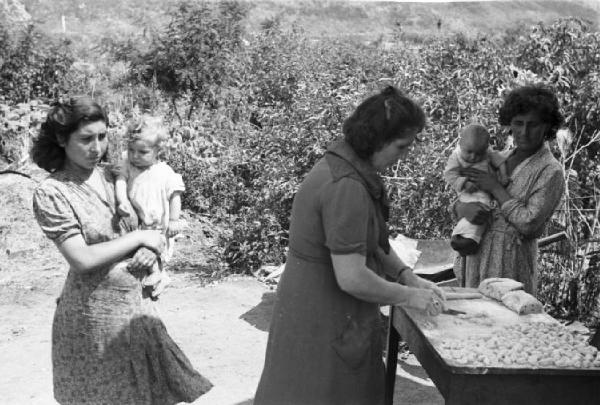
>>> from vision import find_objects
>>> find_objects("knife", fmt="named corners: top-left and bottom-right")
top-left (442, 308), bottom-right (466, 315)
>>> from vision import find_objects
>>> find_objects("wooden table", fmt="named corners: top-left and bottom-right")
top-left (384, 289), bottom-right (600, 405)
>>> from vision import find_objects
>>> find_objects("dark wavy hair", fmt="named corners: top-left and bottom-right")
top-left (343, 86), bottom-right (426, 159)
top-left (498, 84), bottom-right (563, 140)
top-left (31, 97), bottom-right (109, 172)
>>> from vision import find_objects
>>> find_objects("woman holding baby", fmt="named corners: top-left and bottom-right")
top-left (30, 97), bottom-right (212, 404)
top-left (454, 84), bottom-right (566, 293)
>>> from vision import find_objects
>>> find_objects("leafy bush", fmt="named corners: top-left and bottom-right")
top-left (0, 24), bottom-right (74, 103)
top-left (105, 0), bottom-right (248, 120)
top-left (509, 18), bottom-right (600, 322)
top-left (4, 1), bottom-right (600, 322)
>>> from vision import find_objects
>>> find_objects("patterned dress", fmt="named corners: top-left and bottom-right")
top-left (32, 166), bottom-right (212, 405)
top-left (454, 143), bottom-right (565, 293)
top-left (254, 141), bottom-right (389, 405)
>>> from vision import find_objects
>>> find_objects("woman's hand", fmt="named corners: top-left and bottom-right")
top-left (415, 278), bottom-right (447, 302)
top-left (455, 201), bottom-right (491, 225)
top-left (459, 168), bottom-right (502, 193)
top-left (128, 247), bottom-right (158, 272)
top-left (405, 288), bottom-right (444, 316)
top-left (137, 230), bottom-right (165, 255)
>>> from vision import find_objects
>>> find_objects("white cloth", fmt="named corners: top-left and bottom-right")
top-left (389, 234), bottom-right (421, 268)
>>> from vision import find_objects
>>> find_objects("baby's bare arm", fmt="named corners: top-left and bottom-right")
top-left (115, 176), bottom-right (129, 205)
top-left (169, 192), bottom-right (182, 221)
top-left (166, 192), bottom-right (184, 237)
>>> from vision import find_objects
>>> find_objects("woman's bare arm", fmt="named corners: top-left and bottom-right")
top-left (375, 246), bottom-right (411, 280)
top-left (331, 253), bottom-right (441, 312)
top-left (56, 230), bottom-right (162, 273)
top-left (375, 247), bottom-right (446, 300)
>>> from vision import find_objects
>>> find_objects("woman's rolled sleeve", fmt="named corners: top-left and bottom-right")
top-left (33, 185), bottom-right (81, 245)
top-left (321, 177), bottom-right (370, 255)
top-left (500, 167), bottom-right (565, 237)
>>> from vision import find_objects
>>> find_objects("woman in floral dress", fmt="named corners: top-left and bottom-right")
top-left (31, 97), bottom-right (212, 405)
top-left (456, 84), bottom-right (566, 293)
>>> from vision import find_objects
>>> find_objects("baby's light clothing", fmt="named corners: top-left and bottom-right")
top-left (121, 157), bottom-right (185, 261)
top-left (444, 145), bottom-right (503, 243)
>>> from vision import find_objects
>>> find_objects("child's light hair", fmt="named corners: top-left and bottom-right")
top-left (125, 114), bottom-right (168, 149)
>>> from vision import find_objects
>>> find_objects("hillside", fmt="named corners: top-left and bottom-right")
top-left (246, 0), bottom-right (600, 41)
top-left (19, 0), bottom-right (600, 43)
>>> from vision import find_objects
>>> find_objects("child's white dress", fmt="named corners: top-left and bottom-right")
top-left (122, 158), bottom-right (185, 261)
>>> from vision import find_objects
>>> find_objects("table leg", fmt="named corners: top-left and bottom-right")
top-left (385, 305), bottom-right (400, 405)
top-left (460, 255), bottom-right (466, 288)
top-left (590, 328), bottom-right (600, 350)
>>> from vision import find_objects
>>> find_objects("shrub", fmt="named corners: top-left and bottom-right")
top-left (0, 24), bottom-right (74, 103)
top-left (105, 0), bottom-right (248, 120)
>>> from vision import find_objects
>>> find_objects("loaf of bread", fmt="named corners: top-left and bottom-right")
top-left (501, 290), bottom-right (544, 315)
top-left (478, 278), bottom-right (524, 301)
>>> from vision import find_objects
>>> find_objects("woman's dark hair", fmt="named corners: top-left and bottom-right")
top-left (31, 96), bottom-right (108, 172)
top-left (343, 86), bottom-right (426, 159)
top-left (498, 84), bottom-right (563, 140)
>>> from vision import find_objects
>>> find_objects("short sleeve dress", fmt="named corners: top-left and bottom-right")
top-left (121, 159), bottom-right (185, 231)
top-left (254, 140), bottom-right (390, 405)
top-left (32, 166), bottom-right (212, 405)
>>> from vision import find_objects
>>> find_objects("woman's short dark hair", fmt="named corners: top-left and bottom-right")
top-left (343, 86), bottom-right (426, 159)
top-left (498, 84), bottom-right (563, 140)
top-left (31, 96), bottom-right (108, 172)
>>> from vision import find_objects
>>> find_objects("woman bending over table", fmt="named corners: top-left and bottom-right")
top-left (254, 86), bottom-right (446, 405)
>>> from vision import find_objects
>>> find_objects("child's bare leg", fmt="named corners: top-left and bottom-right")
top-left (142, 261), bottom-right (162, 287)
top-left (150, 270), bottom-right (171, 298)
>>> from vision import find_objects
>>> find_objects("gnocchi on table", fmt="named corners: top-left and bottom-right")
top-left (437, 322), bottom-right (600, 368)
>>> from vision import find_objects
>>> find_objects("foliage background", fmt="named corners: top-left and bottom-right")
top-left (2, 0), bottom-right (600, 324)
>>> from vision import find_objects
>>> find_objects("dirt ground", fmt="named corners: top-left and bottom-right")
top-left (0, 169), bottom-right (443, 405)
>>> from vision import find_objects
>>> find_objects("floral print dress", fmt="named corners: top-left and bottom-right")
top-left (454, 143), bottom-right (565, 294)
top-left (32, 166), bottom-right (212, 405)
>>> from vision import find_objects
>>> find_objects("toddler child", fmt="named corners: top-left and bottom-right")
top-left (443, 123), bottom-right (505, 256)
top-left (115, 115), bottom-right (185, 291)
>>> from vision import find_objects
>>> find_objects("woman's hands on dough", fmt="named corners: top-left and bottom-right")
top-left (405, 288), bottom-right (445, 316)
top-left (417, 278), bottom-right (447, 302)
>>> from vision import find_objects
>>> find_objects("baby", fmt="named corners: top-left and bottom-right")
top-left (443, 124), bottom-right (504, 256)
top-left (115, 115), bottom-right (185, 291)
